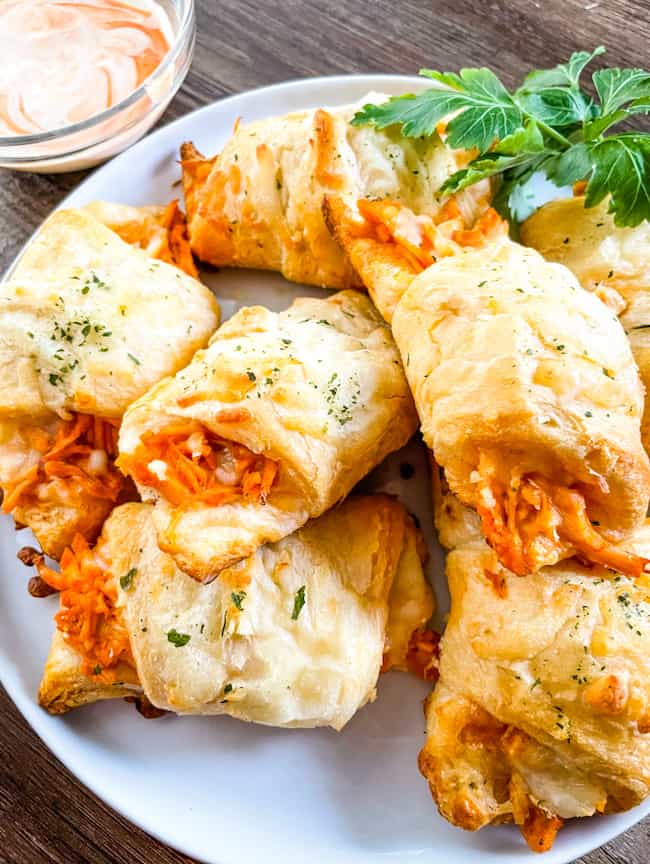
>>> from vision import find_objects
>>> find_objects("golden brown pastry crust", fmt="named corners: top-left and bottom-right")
top-left (1, 207), bottom-right (219, 422)
top-left (38, 630), bottom-right (139, 714)
top-left (13, 485), bottom-right (114, 562)
top-left (181, 94), bottom-right (474, 288)
top-left (38, 497), bottom-right (433, 728)
top-left (420, 516), bottom-right (650, 840)
top-left (118, 290), bottom-right (418, 580)
top-left (322, 193), bottom-right (419, 322)
top-left (383, 515), bottom-right (434, 671)
top-left (521, 196), bottom-right (650, 454)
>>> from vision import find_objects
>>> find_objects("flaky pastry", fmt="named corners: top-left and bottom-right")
top-left (37, 497), bottom-right (434, 729)
top-left (522, 195), bottom-right (650, 455)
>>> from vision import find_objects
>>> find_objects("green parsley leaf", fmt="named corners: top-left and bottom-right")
top-left (440, 120), bottom-right (545, 196)
top-left (351, 91), bottom-right (443, 138)
top-left (517, 86), bottom-right (594, 128)
top-left (593, 67), bottom-right (650, 115)
top-left (351, 47), bottom-right (650, 228)
top-left (128, 353), bottom-right (141, 365)
top-left (291, 585), bottom-right (306, 620)
top-left (585, 134), bottom-right (650, 226)
top-left (441, 153), bottom-right (528, 196)
top-left (544, 142), bottom-right (592, 187)
top-left (120, 567), bottom-right (137, 591)
top-left (585, 69), bottom-right (650, 139)
top-left (628, 98), bottom-right (650, 116)
top-left (353, 67), bottom-right (522, 149)
top-left (493, 120), bottom-right (546, 156)
top-left (231, 590), bottom-right (246, 611)
top-left (520, 46), bottom-right (605, 90)
top-left (223, 683), bottom-right (233, 695)
top-left (167, 628), bottom-right (191, 647)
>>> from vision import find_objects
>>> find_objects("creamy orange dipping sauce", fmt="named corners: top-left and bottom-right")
top-left (0, 0), bottom-right (173, 135)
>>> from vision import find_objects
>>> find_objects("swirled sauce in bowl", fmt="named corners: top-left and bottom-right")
top-left (0, 0), bottom-right (193, 172)
top-left (0, 0), bottom-right (174, 135)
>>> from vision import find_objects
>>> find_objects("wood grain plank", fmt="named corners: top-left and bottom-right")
top-left (2, 1), bottom-right (650, 861)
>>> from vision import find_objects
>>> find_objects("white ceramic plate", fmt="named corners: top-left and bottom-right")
top-left (1, 75), bottom-right (648, 864)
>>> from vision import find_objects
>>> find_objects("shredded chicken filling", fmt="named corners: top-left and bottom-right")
top-left (357, 197), bottom-right (506, 271)
top-left (109, 200), bottom-right (199, 278)
top-left (476, 452), bottom-right (649, 578)
top-left (36, 534), bottom-right (133, 681)
top-left (1, 413), bottom-right (123, 516)
top-left (120, 421), bottom-right (279, 508)
top-left (520, 804), bottom-right (564, 853)
top-left (405, 626), bottom-right (440, 681)
top-left (381, 626), bottom-right (440, 680)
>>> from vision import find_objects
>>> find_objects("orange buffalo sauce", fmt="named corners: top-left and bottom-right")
top-left (476, 451), bottom-right (650, 579)
top-left (404, 627), bottom-right (440, 681)
top-left (0, 0), bottom-right (173, 136)
top-left (357, 197), bottom-right (507, 270)
top-left (520, 806), bottom-right (564, 854)
top-left (118, 421), bottom-right (279, 508)
top-left (36, 533), bottom-right (133, 679)
top-left (381, 627), bottom-right (440, 680)
top-left (2, 413), bottom-right (123, 516)
top-left (106, 200), bottom-right (199, 278)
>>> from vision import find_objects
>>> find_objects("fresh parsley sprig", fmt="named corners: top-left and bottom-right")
top-left (352, 47), bottom-right (650, 227)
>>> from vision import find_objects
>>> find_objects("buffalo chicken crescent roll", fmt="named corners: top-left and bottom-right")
top-left (420, 484), bottom-right (650, 852)
top-left (36, 497), bottom-right (434, 729)
top-left (180, 94), bottom-right (489, 289)
top-left (521, 196), bottom-right (650, 454)
top-left (0, 208), bottom-right (220, 559)
top-left (324, 195), bottom-right (650, 579)
top-left (118, 289), bottom-right (418, 581)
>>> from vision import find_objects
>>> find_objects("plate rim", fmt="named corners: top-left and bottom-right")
top-left (1, 72), bottom-right (649, 864)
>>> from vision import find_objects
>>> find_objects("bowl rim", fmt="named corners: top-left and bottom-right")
top-left (0, 0), bottom-right (195, 148)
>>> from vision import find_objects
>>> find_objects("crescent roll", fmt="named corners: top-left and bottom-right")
top-left (36, 497), bottom-right (434, 729)
top-left (420, 488), bottom-right (650, 852)
top-left (324, 195), bottom-right (650, 579)
top-left (521, 196), bottom-right (650, 453)
top-left (118, 289), bottom-right (418, 581)
top-left (0, 207), bottom-right (220, 559)
top-left (180, 94), bottom-right (489, 289)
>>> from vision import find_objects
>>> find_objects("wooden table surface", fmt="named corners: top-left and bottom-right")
top-left (1, 1), bottom-right (650, 861)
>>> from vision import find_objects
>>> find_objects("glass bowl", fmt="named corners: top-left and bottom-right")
top-left (0, 0), bottom-right (195, 173)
